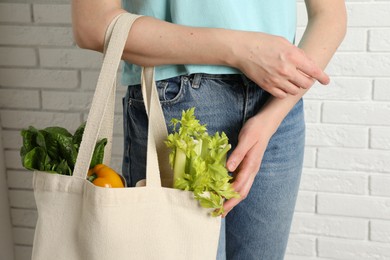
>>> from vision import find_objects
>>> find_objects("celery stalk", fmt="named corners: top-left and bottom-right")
top-left (165, 108), bottom-right (239, 216)
top-left (173, 147), bottom-right (187, 187)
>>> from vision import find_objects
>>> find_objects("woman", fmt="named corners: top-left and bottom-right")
top-left (72, 1), bottom-right (347, 259)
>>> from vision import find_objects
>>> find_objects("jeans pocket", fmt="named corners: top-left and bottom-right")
top-left (127, 76), bottom-right (185, 106)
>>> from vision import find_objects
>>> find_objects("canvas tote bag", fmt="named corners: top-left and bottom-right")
top-left (31, 13), bottom-right (221, 260)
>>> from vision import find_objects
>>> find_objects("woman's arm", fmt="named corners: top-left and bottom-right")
top-left (71, 0), bottom-right (329, 98)
top-left (223, 0), bottom-right (347, 216)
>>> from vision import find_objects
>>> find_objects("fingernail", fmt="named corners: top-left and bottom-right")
top-left (227, 161), bottom-right (235, 171)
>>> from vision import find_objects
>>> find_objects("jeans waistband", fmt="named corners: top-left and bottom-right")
top-left (188, 73), bottom-right (249, 89)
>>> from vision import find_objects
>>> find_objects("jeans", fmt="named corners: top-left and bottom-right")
top-left (122, 73), bottom-right (305, 260)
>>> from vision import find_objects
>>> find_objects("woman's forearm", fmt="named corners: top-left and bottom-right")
top-left (122, 16), bottom-right (234, 67)
top-left (254, 0), bottom-right (347, 129)
top-left (72, 0), bottom-right (329, 97)
top-left (72, 0), bottom-right (233, 67)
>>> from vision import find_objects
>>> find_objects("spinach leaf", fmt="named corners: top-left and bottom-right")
top-left (44, 127), bottom-right (72, 137)
top-left (72, 122), bottom-right (86, 150)
top-left (20, 127), bottom-right (38, 158)
top-left (56, 159), bottom-right (72, 176)
top-left (90, 138), bottom-right (108, 168)
top-left (43, 131), bottom-right (60, 161)
top-left (55, 133), bottom-right (78, 171)
top-left (20, 122), bottom-right (108, 176)
top-left (22, 147), bottom-right (47, 171)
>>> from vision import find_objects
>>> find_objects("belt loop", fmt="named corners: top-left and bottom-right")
top-left (191, 73), bottom-right (202, 89)
top-left (240, 74), bottom-right (250, 87)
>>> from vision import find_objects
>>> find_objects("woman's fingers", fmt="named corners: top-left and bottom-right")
top-left (295, 55), bottom-right (330, 85)
top-left (239, 34), bottom-right (329, 97)
top-left (224, 140), bottom-right (266, 217)
top-left (289, 70), bottom-right (316, 90)
top-left (227, 134), bottom-right (253, 172)
top-left (223, 166), bottom-right (256, 217)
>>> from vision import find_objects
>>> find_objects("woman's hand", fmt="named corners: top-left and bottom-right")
top-left (72, 0), bottom-right (328, 100)
top-left (222, 112), bottom-right (279, 217)
top-left (228, 32), bottom-right (328, 99)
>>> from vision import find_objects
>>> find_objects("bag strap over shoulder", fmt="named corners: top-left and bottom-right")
top-left (73, 13), bottom-right (172, 188)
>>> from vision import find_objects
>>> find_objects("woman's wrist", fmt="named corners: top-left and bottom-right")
top-left (252, 106), bottom-right (283, 138)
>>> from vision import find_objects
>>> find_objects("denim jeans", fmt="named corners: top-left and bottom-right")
top-left (122, 73), bottom-right (305, 260)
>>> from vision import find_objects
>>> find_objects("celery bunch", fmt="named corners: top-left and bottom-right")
top-left (165, 108), bottom-right (239, 216)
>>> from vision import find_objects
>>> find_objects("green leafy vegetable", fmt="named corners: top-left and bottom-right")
top-left (72, 122), bottom-right (86, 150)
top-left (165, 108), bottom-right (239, 216)
top-left (20, 122), bottom-right (107, 176)
top-left (22, 146), bottom-right (47, 171)
top-left (90, 138), bottom-right (108, 169)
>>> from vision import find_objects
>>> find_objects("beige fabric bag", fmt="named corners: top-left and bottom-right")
top-left (31, 13), bottom-right (221, 260)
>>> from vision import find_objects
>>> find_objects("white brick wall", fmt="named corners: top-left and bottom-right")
top-left (289, 1), bottom-right (390, 259)
top-left (0, 1), bottom-right (389, 260)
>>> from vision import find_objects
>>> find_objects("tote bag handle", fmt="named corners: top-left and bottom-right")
top-left (73, 13), bottom-right (172, 187)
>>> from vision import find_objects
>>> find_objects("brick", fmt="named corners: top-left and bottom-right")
top-left (7, 171), bottom-right (33, 190)
top-left (296, 3), bottom-right (308, 27)
top-left (0, 47), bottom-right (36, 67)
top-left (318, 148), bottom-right (390, 173)
top-left (110, 156), bottom-right (123, 175)
top-left (81, 69), bottom-right (123, 90)
top-left (82, 111), bottom-right (123, 135)
top-left (323, 102), bottom-right (390, 126)
top-left (297, 1), bottom-right (384, 28)
top-left (305, 78), bottom-right (372, 101)
top-left (297, 27), bottom-right (367, 52)
top-left (338, 28), bottom-right (367, 52)
top-left (8, 190), bottom-right (36, 209)
top-left (295, 191), bottom-right (316, 213)
top-left (371, 220), bottom-right (390, 243)
top-left (347, 3), bottom-right (390, 27)
top-left (0, 89), bottom-right (40, 109)
top-left (301, 169), bottom-right (367, 195)
top-left (81, 70), bottom-right (100, 90)
top-left (0, 110), bottom-right (81, 130)
top-left (370, 127), bottom-right (390, 150)
top-left (327, 53), bottom-right (390, 77)
top-left (39, 48), bottom-right (103, 69)
top-left (114, 114), bottom-right (124, 135)
top-left (80, 71), bottom-right (125, 113)
top-left (5, 150), bottom-right (24, 169)
top-left (42, 90), bottom-right (92, 111)
top-left (11, 209), bottom-right (37, 228)
top-left (0, 3), bottom-right (31, 23)
top-left (14, 246), bottom-right (32, 260)
top-left (112, 136), bottom-right (124, 156)
top-left (303, 147), bottom-right (316, 168)
top-left (13, 227), bottom-right (35, 246)
top-left (374, 79), bottom-right (390, 101)
top-left (370, 175), bottom-right (390, 197)
top-left (305, 124), bottom-right (368, 148)
top-left (369, 29), bottom-right (390, 51)
top-left (42, 90), bottom-right (124, 113)
top-left (285, 234), bottom-right (316, 256)
top-left (318, 193), bottom-right (390, 219)
top-left (0, 68), bottom-right (78, 89)
top-left (318, 237), bottom-right (390, 260)
top-left (115, 92), bottom-right (126, 114)
top-left (0, 25), bottom-right (73, 46)
top-left (291, 213), bottom-right (368, 239)
top-left (33, 4), bottom-right (71, 24)
top-left (295, 28), bottom-right (305, 45)
top-left (1, 130), bottom-right (22, 149)
top-left (303, 100), bottom-right (320, 123)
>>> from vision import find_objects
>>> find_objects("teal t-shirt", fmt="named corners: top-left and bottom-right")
top-left (122, 0), bottom-right (297, 85)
